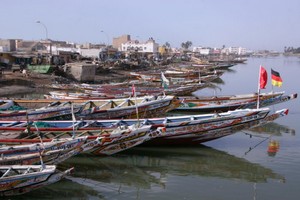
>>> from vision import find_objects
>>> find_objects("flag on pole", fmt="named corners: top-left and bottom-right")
top-left (271, 69), bottom-right (283, 87)
top-left (257, 65), bottom-right (267, 109)
top-left (132, 84), bottom-right (136, 97)
top-left (161, 72), bottom-right (170, 89)
top-left (259, 66), bottom-right (268, 89)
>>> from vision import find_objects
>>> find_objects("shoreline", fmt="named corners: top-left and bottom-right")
top-left (0, 69), bottom-right (130, 97)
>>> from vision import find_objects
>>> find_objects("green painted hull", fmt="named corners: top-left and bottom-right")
top-left (27, 65), bottom-right (52, 74)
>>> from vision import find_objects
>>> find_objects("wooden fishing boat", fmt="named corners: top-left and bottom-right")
top-left (0, 136), bottom-right (87, 157)
top-left (8, 95), bottom-right (180, 119)
top-left (145, 108), bottom-right (288, 146)
top-left (0, 137), bottom-right (101, 165)
top-left (130, 72), bottom-right (221, 84)
top-left (0, 124), bottom-right (161, 160)
top-left (44, 91), bottom-right (116, 100)
top-left (0, 108), bottom-right (289, 145)
top-left (78, 81), bottom-right (210, 97)
top-left (0, 100), bottom-right (16, 110)
top-left (174, 92), bottom-right (297, 113)
top-left (48, 124), bottom-right (155, 156)
top-left (88, 125), bottom-right (163, 155)
top-left (0, 148), bottom-right (73, 165)
top-left (0, 165), bottom-right (73, 196)
top-left (0, 136), bottom-right (89, 165)
top-left (0, 101), bottom-right (85, 121)
top-left (192, 91), bottom-right (285, 102)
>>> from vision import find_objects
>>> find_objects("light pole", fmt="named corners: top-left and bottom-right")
top-left (100, 30), bottom-right (109, 46)
top-left (36, 21), bottom-right (48, 40)
top-left (36, 20), bottom-right (52, 56)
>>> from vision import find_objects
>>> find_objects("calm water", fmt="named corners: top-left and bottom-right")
top-left (6, 56), bottom-right (300, 200)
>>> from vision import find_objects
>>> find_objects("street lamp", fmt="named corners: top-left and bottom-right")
top-left (36, 20), bottom-right (52, 56)
top-left (36, 21), bottom-right (48, 40)
top-left (100, 30), bottom-right (109, 45)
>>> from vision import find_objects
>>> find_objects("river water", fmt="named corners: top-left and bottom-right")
top-left (7, 56), bottom-right (300, 200)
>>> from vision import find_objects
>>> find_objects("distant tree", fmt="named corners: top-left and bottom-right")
top-left (295, 47), bottom-right (300, 53)
top-left (165, 42), bottom-right (171, 49)
top-left (284, 46), bottom-right (300, 54)
top-left (181, 41), bottom-right (193, 50)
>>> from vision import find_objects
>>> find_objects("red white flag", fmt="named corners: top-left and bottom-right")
top-left (259, 66), bottom-right (268, 89)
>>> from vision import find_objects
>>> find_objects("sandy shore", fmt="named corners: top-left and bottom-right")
top-left (0, 69), bottom-right (126, 97)
top-left (0, 85), bottom-right (36, 96)
top-left (0, 71), bottom-right (55, 97)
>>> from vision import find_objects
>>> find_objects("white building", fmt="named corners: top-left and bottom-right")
top-left (48, 46), bottom-right (80, 55)
top-left (121, 38), bottom-right (159, 53)
top-left (0, 46), bottom-right (9, 52)
top-left (222, 47), bottom-right (247, 55)
top-left (192, 47), bottom-right (211, 55)
top-left (79, 48), bottom-right (101, 58)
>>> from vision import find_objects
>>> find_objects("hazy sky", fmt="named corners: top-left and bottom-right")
top-left (1, 0), bottom-right (299, 51)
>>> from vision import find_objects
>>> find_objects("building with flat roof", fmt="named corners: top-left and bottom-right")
top-left (113, 35), bottom-right (131, 50)
top-left (121, 37), bottom-right (159, 53)
top-left (222, 47), bottom-right (247, 55)
top-left (0, 39), bottom-right (17, 52)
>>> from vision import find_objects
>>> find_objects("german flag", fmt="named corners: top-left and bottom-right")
top-left (271, 69), bottom-right (283, 87)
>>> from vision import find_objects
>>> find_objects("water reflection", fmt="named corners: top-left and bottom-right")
top-left (223, 68), bottom-right (237, 74)
top-left (241, 122), bottom-right (294, 157)
top-left (5, 142), bottom-right (285, 199)
top-left (210, 77), bottom-right (225, 85)
top-left (267, 140), bottom-right (280, 157)
top-left (249, 122), bottom-right (296, 136)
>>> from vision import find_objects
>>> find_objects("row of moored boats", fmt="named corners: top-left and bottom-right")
top-left (0, 66), bottom-right (297, 196)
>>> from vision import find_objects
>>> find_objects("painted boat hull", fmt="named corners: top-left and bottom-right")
top-left (0, 166), bottom-right (73, 196)
top-left (174, 92), bottom-right (296, 113)
top-left (0, 108), bottom-right (289, 146)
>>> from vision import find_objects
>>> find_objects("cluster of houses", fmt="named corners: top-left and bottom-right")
top-left (0, 35), bottom-right (253, 82)
top-left (0, 34), bottom-right (252, 65)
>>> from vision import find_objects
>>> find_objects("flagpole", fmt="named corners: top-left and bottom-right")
top-left (257, 65), bottom-right (261, 109)
top-left (135, 92), bottom-right (139, 127)
top-left (271, 84), bottom-right (274, 93)
top-left (132, 84), bottom-right (140, 127)
top-left (71, 103), bottom-right (76, 139)
top-left (161, 72), bottom-right (169, 91)
top-left (257, 65), bottom-right (268, 109)
top-left (270, 68), bottom-right (274, 93)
